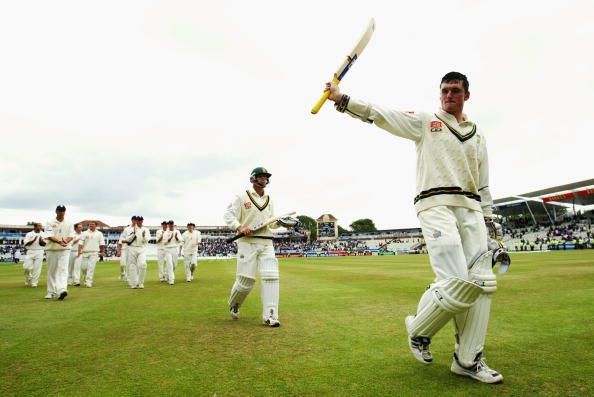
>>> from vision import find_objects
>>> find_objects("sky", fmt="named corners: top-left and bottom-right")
top-left (1, 0), bottom-right (593, 229)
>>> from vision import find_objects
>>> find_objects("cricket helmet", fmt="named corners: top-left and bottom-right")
top-left (250, 167), bottom-right (272, 183)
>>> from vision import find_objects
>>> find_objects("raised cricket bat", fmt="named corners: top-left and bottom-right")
top-left (311, 18), bottom-right (375, 114)
top-left (226, 211), bottom-right (296, 243)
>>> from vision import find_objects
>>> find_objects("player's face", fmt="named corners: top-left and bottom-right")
top-left (188, 225), bottom-right (194, 232)
top-left (56, 210), bottom-right (65, 221)
top-left (254, 174), bottom-right (269, 188)
top-left (89, 223), bottom-right (96, 231)
top-left (162, 225), bottom-right (167, 230)
top-left (75, 225), bottom-right (83, 233)
top-left (33, 223), bottom-right (42, 232)
top-left (168, 224), bottom-right (175, 230)
top-left (440, 81), bottom-right (469, 115)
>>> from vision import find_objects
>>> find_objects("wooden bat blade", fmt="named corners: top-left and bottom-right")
top-left (311, 18), bottom-right (375, 115)
top-left (225, 211), bottom-right (297, 243)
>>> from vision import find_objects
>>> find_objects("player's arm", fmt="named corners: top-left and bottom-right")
top-left (24, 233), bottom-right (36, 246)
top-left (326, 82), bottom-right (423, 142)
top-left (224, 196), bottom-right (251, 235)
top-left (78, 240), bottom-right (83, 256)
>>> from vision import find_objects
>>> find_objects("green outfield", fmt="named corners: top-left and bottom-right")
top-left (1, 251), bottom-right (592, 397)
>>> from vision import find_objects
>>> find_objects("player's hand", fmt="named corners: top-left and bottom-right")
top-left (325, 82), bottom-right (342, 102)
top-left (237, 226), bottom-right (252, 236)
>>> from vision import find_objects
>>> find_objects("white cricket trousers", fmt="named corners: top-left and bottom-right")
top-left (81, 252), bottom-right (99, 287)
top-left (164, 247), bottom-right (178, 283)
top-left (46, 250), bottom-right (70, 295)
top-left (120, 248), bottom-right (128, 279)
top-left (126, 246), bottom-right (147, 287)
top-left (417, 206), bottom-right (487, 281)
top-left (184, 251), bottom-right (197, 280)
top-left (68, 251), bottom-right (82, 285)
top-left (157, 248), bottom-right (167, 280)
top-left (23, 250), bottom-right (44, 286)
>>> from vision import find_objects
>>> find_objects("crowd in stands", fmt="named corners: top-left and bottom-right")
top-left (199, 239), bottom-right (237, 257)
top-left (275, 239), bottom-right (370, 253)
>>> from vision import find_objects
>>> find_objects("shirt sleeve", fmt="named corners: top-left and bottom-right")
top-left (344, 98), bottom-right (423, 142)
top-left (224, 195), bottom-right (243, 231)
top-left (478, 134), bottom-right (494, 217)
top-left (24, 232), bottom-right (35, 244)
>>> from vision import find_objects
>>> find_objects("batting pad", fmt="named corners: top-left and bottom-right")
top-left (228, 275), bottom-right (255, 309)
top-left (407, 277), bottom-right (482, 339)
top-left (454, 251), bottom-right (498, 366)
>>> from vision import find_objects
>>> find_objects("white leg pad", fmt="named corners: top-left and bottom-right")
top-left (407, 277), bottom-right (483, 339)
top-left (259, 257), bottom-right (279, 321)
top-left (454, 251), bottom-right (498, 366)
top-left (228, 275), bottom-right (255, 309)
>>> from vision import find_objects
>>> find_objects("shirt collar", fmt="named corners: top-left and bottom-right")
top-left (248, 188), bottom-right (267, 199)
top-left (437, 108), bottom-right (473, 126)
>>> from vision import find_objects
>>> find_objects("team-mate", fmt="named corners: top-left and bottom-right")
top-left (117, 216), bottom-right (136, 281)
top-left (155, 221), bottom-right (168, 282)
top-left (326, 72), bottom-right (508, 383)
top-left (163, 220), bottom-right (182, 285)
top-left (43, 205), bottom-right (74, 300)
top-left (78, 221), bottom-right (105, 288)
top-left (181, 222), bottom-right (201, 282)
top-left (224, 167), bottom-right (282, 327)
top-left (67, 223), bottom-right (84, 286)
top-left (124, 216), bottom-right (150, 289)
top-left (23, 222), bottom-right (46, 288)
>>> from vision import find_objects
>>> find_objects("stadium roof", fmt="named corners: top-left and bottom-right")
top-left (494, 179), bottom-right (594, 220)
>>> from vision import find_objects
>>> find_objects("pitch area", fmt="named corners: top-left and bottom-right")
top-left (1, 251), bottom-right (592, 396)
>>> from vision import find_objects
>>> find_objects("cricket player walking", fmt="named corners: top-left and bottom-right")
top-left (327, 72), bottom-right (507, 383)
top-left (163, 220), bottom-right (182, 285)
top-left (155, 221), bottom-right (168, 282)
top-left (78, 221), bottom-right (105, 288)
top-left (117, 216), bottom-right (136, 281)
top-left (124, 216), bottom-right (150, 289)
top-left (224, 167), bottom-right (282, 327)
top-left (181, 222), bottom-right (201, 282)
top-left (43, 205), bottom-right (74, 300)
top-left (22, 222), bottom-right (46, 288)
top-left (68, 223), bottom-right (84, 286)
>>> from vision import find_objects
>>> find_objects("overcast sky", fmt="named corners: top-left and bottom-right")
top-left (1, 0), bottom-right (593, 229)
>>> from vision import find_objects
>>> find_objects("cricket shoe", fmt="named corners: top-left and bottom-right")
top-left (451, 353), bottom-right (503, 384)
top-left (405, 315), bottom-right (433, 364)
top-left (57, 291), bottom-right (68, 300)
top-left (44, 293), bottom-right (55, 299)
top-left (229, 304), bottom-right (239, 320)
top-left (138, 284), bottom-right (145, 289)
top-left (263, 318), bottom-right (280, 327)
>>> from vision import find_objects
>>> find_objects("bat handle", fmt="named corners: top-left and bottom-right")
top-left (311, 76), bottom-right (340, 114)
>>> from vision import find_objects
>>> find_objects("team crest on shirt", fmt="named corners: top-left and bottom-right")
top-left (430, 121), bottom-right (443, 132)
top-left (244, 202), bottom-right (252, 209)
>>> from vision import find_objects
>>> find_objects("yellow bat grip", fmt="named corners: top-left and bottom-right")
top-left (311, 76), bottom-right (340, 114)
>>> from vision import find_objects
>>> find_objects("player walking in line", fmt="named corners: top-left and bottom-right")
top-left (124, 216), bottom-right (150, 289)
top-left (181, 222), bottom-right (201, 282)
top-left (117, 216), bottom-right (136, 282)
top-left (326, 72), bottom-right (507, 383)
top-left (68, 223), bottom-right (84, 286)
top-left (224, 167), bottom-right (282, 327)
top-left (23, 222), bottom-right (46, 288)
top-left (156, 221), bottom-right (168, 282)
top-left (78, 221), bottom-right (105, 288)
top-left (43, 205), bottom-right (74, 300)
top-left (163, 220), bottom-right (182, 285)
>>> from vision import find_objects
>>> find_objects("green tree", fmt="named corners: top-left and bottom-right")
top-left (349, 218), bottom-right (377, 232)
top-left (297, 215), bottom-right (317, 241)
top-left (337, 225), bottom-right (349, 236)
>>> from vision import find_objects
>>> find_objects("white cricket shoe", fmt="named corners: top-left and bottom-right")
top-left (405, 316), bottom-right (433, 364)
top-left (44, 293), bottom-right (55, 299)
top-left (138, 284), bottom-right (144, 289)
top-left (451, 353), bottom-right (503, 384)
top-left (31, 284), bottom-right (37, 288)
top-left (229, 304), bottom-right (239, 320)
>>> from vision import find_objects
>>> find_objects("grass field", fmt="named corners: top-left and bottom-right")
top-left (1, 250), bottom-right (592, 396)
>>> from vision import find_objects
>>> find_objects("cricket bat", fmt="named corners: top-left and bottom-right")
top-left (311, 18), bottom-right (375, 114)
top-left (226, 211), bottom-right (296, 243)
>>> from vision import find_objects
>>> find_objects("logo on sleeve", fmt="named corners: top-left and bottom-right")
top-left (430, 121), bottom-right (443, 132)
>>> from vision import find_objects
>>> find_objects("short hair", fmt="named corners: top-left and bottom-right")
top-left (441, 71), bottom-right (469, 92)
top-left (74, 223), bottom-right (81, 228)
top-left (161, 221), bottom-right (167, 225)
